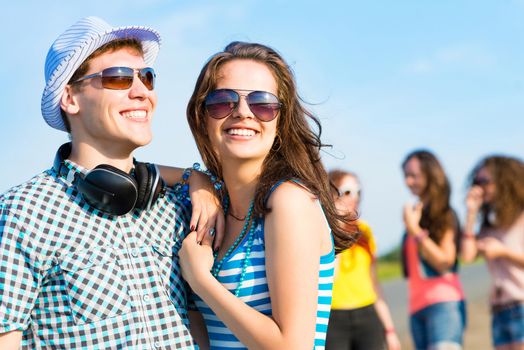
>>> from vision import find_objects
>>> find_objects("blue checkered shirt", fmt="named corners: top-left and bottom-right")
top-left (0, 160), bottom-right (196, 349)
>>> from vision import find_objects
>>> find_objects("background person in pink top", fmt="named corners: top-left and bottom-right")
top-left (401, 149), bottom-right (466, 350)
top-left (462, 155), bottom-right (524, 350)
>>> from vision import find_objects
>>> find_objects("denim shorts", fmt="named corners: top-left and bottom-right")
top-left (492, 301), bottom-right (524, 347)
top-left (410, 300), bottom-right (466, 350)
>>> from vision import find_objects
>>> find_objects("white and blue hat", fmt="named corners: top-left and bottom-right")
top-left (41, 16), bottom-right (161, 132)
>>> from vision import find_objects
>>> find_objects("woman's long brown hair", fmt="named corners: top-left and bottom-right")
top-left (402, 150), bottom-right (457, 243)
top-left (470, 155), bottom-right (524, 229)
top-left (186, 41), bottom-right (357, 252)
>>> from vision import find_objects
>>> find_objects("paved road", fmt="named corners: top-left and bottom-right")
top-left (381, 263), bottom-right (492, 349)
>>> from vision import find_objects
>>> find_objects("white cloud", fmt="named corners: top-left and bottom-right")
top-left (157, 3), bottom-right (251, 40)
top-left (436, 45), bottom-right (495, 66)
top-left (405, 44), bottom-right (496, 74)
top-left (409, 60), bottom-right (434, 73)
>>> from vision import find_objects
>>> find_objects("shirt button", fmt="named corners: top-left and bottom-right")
top-left (154, 341), bottom-right (161, 348)
top-left (88, 255), bottom-right (96, 264)
top-left (131, 249), bottom-right (139, 257)
top-left (143, 294), bottom-right (150, 303)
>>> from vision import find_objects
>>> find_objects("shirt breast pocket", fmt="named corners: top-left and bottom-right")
top-left (58, 246), bottom-right (131, 325)
top-left (151, 244), bottom-right (187, 311)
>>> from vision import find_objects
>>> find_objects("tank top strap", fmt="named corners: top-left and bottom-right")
top-left (264, 178), bottom-right (301, 204)
top-left (265, 178), bottom-right (317, 207)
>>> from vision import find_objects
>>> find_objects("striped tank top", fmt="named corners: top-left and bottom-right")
top-left (192, 216), bottom-right (335, 349)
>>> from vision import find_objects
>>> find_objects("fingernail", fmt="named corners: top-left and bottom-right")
top-left (190, 224), bottom-right (195, 231)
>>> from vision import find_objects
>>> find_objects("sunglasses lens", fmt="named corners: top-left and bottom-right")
top-left (139, 68), bottom-right (155, 90)
top-left (100, 67), bottom-right (134, 90)
top-left (247, 91), bottom-right (281, 122)
top-left (473, 178), bottom-right (490, 186)
top-left (205, 89), bottom-right (238, 119)
top-left (338, 187), bottom-right (361, 198)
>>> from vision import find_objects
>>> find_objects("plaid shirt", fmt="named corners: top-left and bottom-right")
top-left (0, 160), bottom-right (195, 349)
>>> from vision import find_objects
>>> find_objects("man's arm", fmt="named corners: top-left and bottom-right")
top-left (0, 205), bottom-right (39, 348)
top-left (0, 331), bottom-right (22, 349)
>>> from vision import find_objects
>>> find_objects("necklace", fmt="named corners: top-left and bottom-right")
top-left (228, 211), bottom-right (247, 221)
top-left (212, 198), bottom-right (257, 296)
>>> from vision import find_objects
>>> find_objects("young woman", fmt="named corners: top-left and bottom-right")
top-left (326, 170), bottom-right (400, 350)
top-left (401, 150), bottom-right (466, 350)
top-left (178, 41), bottom-right (356, 349)
top-left (461, 155), bottom-right (524, 350)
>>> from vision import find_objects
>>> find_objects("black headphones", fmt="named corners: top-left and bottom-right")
top-left (53, 143), bottom-right (165, 216)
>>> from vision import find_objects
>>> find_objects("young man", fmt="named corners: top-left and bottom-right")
top-left (0, 16), bottom-right (216, 349)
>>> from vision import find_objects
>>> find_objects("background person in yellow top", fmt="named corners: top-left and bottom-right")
top-left (326, 169), bottom-right (401, 350)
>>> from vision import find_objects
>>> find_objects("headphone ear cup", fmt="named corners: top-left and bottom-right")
top-left (134, 162), bottom-right (153, 210)
top-left (77, 164), bottom-right (139, 216)
top-left (149, 164), bottom-right (165, 208)
top-left (135, 163), bottom-right (165, 210)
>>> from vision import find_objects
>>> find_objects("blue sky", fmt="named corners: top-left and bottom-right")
top-left (2, 1), bottom-right (523, 254)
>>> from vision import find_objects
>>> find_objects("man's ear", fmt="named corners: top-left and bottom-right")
top-left (60, 85), bottom-right (80, 115)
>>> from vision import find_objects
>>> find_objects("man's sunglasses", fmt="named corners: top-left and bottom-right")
top-left (204, 89), bottom-right (281, 122)
top-left (71, 66), bottom-right (156, 90)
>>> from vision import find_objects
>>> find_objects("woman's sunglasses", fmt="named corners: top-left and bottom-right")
top-left (473, 177), bottom-right (492, 186)
top-left (337, 186), bottom-right (361, 199)
top-left (71, 66), bottom-right (156, 90)
top-left (204, 89), bottom-right (281, 122)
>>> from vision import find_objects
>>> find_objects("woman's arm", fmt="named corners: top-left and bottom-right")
top-left (0, 331), bottom-right (22, 350)
top-left (403, 204), bottom-right (457, 273)
top-left (477, 237), bottom-right (524, 268)
top-left (157, 165), bottom-right (184, 186)
top-left (179, 183), bottom-right (330, 349)
top-left (416, 228), bottom-right (457, 273)
top-left (370, 261), bottom-right (401, 350)
top-left (461, 186), bottom-right (483, 262)
top-left (158, 165), bottom-right (224, 250)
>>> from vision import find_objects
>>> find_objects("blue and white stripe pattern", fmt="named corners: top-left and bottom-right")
top-left (41, 16), bottom-right (161, 132)
top-left (193, 218), bottom-right (335, 349)
top-left (0, 160), bottom-right (195, 349)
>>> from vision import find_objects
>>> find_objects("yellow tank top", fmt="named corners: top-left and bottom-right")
top-left (331, 220), bottom-right (378, 309)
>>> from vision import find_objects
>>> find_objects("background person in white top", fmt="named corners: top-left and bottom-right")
top-left (462, 155), bottom-right (524, 350)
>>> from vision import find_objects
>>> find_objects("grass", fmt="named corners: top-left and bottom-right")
top-left (376, 260), bottom-right (403, 282)
top-left (375, 260), bottom-right (484, 283)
